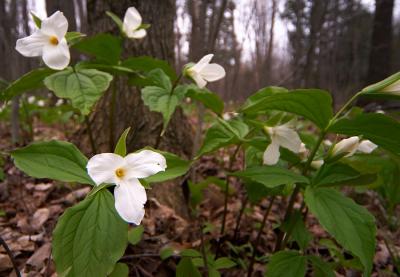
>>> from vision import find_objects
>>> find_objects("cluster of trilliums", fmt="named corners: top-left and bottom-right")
top-left (14, 7), bottom-right (380, 225)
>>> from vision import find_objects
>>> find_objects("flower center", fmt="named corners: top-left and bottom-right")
top-left (115, 168), bottom-right (125, 178)
top-left (49, 36), bottom-right (59, 45)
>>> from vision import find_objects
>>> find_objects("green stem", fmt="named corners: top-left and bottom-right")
top-left (215, 144), bottom-right (241, 258)
top-left (109, 79), bottom-right (117, 152)
top-left (85, 116), bottom-right (97, 154)
top-left (275, 90), bottom-right (363, 251)
top-left (247, 196), bottom-right (275, 277)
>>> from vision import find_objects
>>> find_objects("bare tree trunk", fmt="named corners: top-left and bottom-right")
top-left (76, 0), bottom-right (192, 218)
top-left (366, 0), bottom-right (394, 84)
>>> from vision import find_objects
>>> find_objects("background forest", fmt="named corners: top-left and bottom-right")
top-left (0, 0), bottom-right (400, 276)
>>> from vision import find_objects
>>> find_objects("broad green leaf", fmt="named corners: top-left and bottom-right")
top-left (76, 61), bottom-right (135, 75)
top-left (232, 166), bottom-right (309, 188)
top-left (186, 85), bottom-right (224, 115)
top-left (243, 86), bottom-right (288, 107)
top-left (329, 113), bottom-right (400, 155)
top-left (176, 257), bottom-right (201, 277)
top-left (146, 68), bottom-right (172, 91)
top-left (241, 89), bottom-right (333, 129)
top-left (313, 163), bottom-right (376, 187)
top-left (144, 149), bottom-right (190, 183)
top-left (128, 225), bottom-right (144, 245)
top-left (265, 251), bottom-right (307, 277)
top-left (196, 120), bottom-right (248, 157)
top-left (305, 187), bottom-right (376, 275)
top-left (244, 181), bottom-right (276, 204)
top-left (307, 256), bottom-right (335, 277)
top-left (114, 127), bottom-right (130, 156)
top-left (1, 68), bottom-right (55, 101)
top-left (281, 211), bottom-right (312, 250)
top-left (180, 249), bottom-right (202, 258)
top-left (52, 189), bottom-right (128, 277)
top-left (141, 82), bottom-right (186, 130)
top-left (109, 263), bottom-right (129, 277)
top-left (213, 257), bottom-right (236, 270)
top-left (44, 67), bottom-right (113, 115)
top-left (11, 140), bottom-right (93, 185)
top-left (122, 56), bottom-right (177, 81)
top-left (73, 34), bottom-right (122, 64)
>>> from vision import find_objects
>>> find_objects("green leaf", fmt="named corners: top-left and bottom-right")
top-left (305, 187), bottom-right (376, 275)
top-left (281, 211), bottom-right (312, 250)
top-left (329, 113), bottom-right (400, 155)
top-left (213, 257), bottom-right (236, 270)
top-left (307, 256), bottom-right (335, 277)
top-left (313, 163), bottom-right (376, 187)
top-left (243, 86), bottom-right (288, 107)
top-left (186, 85), bottom-right (224, 115)
top-left (144, 149), bottom-right (190, 183)
top-left (232, 166), bottom-right (309, 188)
top-left (73, 34), bottom-right (122, 65)
top-left (160, 247), bottom-right (174, 260)
top-left (122, 56), bottom-right (177, 81)
top-left (146, 69), bottom-right (172, 91)
top-left (109, 263), bottom-right (129, 277)
top-left (11, 140), bottom-right (93, 185)
top-left (1, 68), bottom-right (55, 101)
top-left (114, 128), bottom-right (130, 156)
top-left (241, 89), bottom-right (333, 129)
top-left (266, 251), bottom-right (307, 277)
top-left (52, 189), bottom-right (128, 277)
top-left (180, 249), bottom-right (202, 258)
top-left (44, 67), bottom-right (113, 115)
top-left (196, 120), bottom-right (248, 157)
top-left (141, 75), bottom-right (186, 130)
top-left (106, 11), bottom-right (124, 33)
top-left (128, 225), bottom-right (144, 245)
top-left (176, 257), bottom-right (201, 277)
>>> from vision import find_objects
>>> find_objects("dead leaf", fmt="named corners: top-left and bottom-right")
top-left (31, 208), bottom-right (50, 231)
top-left (0, 253), bottom-right (12, 271)
top-left (26, 243), bottom-right (51, 269)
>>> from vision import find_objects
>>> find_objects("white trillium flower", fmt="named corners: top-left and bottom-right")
top-left (186, 54), bottom-right (226, 88)
top-left (15, 11), bottom-right (70, 70)
top-left (263, 124), bottom-right (302, 165)
top-left (87, 150), bottom-right (166, 225)
top-left (123, 7), bottom-right (147, 39)
top-left (331, 136), bottom-right (360, 157)
top-left (357, 140), bottom-right (377, 154)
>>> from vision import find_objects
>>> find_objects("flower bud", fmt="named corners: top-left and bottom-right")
top-left (331, 136), bottom-right (360, 158)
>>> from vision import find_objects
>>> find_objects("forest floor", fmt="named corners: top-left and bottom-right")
top-left (0, 121), bottom-right (399, 277)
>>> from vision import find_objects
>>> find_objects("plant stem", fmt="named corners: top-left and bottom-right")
top-left (275, 90), bottom-right (363, 251)
top-left (215, 144), bottom-right (241, 257)
top-left (85, 116), bottom-right (97, 154)
top-left (247, 196), bottom-right (275, 277)
top-left (109, 79), bottom-right (117, 152)
top-left (0, 236), bottom-right (21, 277)
top-left (233, 196), bottom-right (248, 241)
top-left (199, 220), bottom-right (209, 277)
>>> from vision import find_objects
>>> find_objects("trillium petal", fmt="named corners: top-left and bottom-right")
top-left (332, 136), bottom-right (360, 157)
top-left (41, 11), bottom-right (68, 39)
top-left (114, 179), bottom-right (147, 224)
top-left (125, 150), bottom-right (167, 179)
top-left (129, 29), bottom-right (147, 39)
top-left (123, 7), bottom-right (142, 35)
top-left (191, 72), bottom-right (207, 88)
top-left (42, 39), bottom-right (70, 70)
top-left (357, 140), bottom-right (377, 154)
top-left (263, 142), bottom-right (280, 165)
top-left (15, 30), bottom-right (48, 57)
top-left (274, 126), bottom-right (302, 153)
top-left (87, 153), bottom-right (125, 185)
top-left (191, 54), bottom-right (214, 73)
top-left (200, 63), bottom-right (226, 81)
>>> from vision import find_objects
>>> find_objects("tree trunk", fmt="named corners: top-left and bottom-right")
top-left (366, 0), bottom-right (394, 84)
top-left (75, 0), bottom-right (193, 218)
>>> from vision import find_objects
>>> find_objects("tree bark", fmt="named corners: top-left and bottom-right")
top-left (75, 0), bottom-right (193, 218)
top-left (366, 0), bottom-right (394, 84)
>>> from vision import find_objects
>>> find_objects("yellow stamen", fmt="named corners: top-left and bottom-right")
top-left (49, 36), bottom-right (59, 45)
top-left (115, 168), bottom-right (125, 178)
